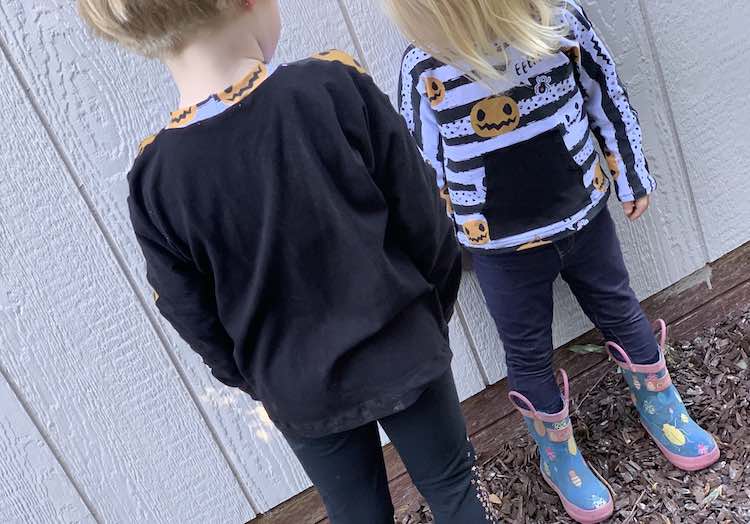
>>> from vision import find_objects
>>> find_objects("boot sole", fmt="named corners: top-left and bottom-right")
top-left (641, 422), bottom-right (720, 471)
top-left (541, 471), bottom-right (614, 523)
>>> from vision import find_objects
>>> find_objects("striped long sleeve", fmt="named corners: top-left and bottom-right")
top-left (563, 0), bottom-right (657, 202)
top-left (397, 47), bottom-right (447, 192)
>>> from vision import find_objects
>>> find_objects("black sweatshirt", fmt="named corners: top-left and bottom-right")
top-left (127, 52), bottom-right (462, 437)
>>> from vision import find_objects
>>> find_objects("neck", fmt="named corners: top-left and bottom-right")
top-left (165, 15), bottom-right (265, 108)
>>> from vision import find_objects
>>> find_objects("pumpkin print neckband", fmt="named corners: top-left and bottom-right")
top-left (167, 62), bottom-right (270, 130)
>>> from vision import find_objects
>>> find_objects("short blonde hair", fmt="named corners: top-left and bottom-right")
top-left (383, 0), bottom-right (564, 81)
top-left (77, 0), bottom-right (240, 57)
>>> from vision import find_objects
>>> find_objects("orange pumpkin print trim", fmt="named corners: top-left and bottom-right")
top-left (424, 77), bottom-right (446, 107)
top-left (517, 239), bottom-right (552, 251)
top-left (217, 64), bottom-right (268, 105)
top-left (312, 49), bottom-right (367, 74)
top-left (168, 105), bottom-right (197, 129)
top-left (138, 134), bottom-right (157, 155)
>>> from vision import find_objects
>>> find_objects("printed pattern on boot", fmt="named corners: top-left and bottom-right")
top-left (510, 370), bottom-right (613, 524)
top-left (607, 319), bottom-right (720, 471)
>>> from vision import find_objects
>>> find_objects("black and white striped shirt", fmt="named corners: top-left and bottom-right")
top-left (398, 0), bottom-right (656, 252)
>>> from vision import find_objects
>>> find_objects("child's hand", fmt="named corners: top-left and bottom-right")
top-left (622, 195), bottom-right (650, 221)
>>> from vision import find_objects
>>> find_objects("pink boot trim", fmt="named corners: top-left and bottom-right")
top-left (541, 471), bottom-right (614, 523)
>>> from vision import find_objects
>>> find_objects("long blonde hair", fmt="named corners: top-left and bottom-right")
top-left (383, 0), bottom-right (564, 80)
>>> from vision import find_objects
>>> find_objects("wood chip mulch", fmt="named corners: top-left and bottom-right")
top-left (400, 309), bottom-right (750, 523)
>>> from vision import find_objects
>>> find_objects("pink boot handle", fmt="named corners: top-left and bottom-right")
top-left (508, 368), bottom-right (569, 417)
top-left (654, 319), bottom-right (667, 350)
top-left (606, 319), bottom-right (668, 369)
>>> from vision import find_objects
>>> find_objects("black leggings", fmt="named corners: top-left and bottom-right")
top-left (284, 372), bottom-right (496, 523)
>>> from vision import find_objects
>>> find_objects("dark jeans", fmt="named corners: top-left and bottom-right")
top-left (284, 372), bottom-right (495, 524)
top-left (473, 209), bottom-right (660, 414)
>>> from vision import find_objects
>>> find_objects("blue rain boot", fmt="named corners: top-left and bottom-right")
top-left (510, 370), bottom-right (614, 523)
top-left (607, 319), bottom-right (720, 471)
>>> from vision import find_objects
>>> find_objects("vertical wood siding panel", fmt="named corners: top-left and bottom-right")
top-left (0, 55), bottom-right (253, 522)
top-left (448, 316), bottom-right (487, 400)
top-left (639, 0), bottom-right (750, 260)
top-left (0, 374), bottom-right (95, 524)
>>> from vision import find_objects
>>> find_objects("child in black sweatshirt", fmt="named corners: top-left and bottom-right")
top-left (78, 0), bottom-right (498, 521)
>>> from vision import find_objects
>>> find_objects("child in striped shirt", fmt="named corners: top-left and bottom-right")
top-left (386, 0), bottom-right (719, 521)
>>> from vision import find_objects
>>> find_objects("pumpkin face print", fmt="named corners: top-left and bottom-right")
top-left (593, 163), bottom-right (607, 192)
top-left (462, 219), bottom-right (490, 245)
top-left (439, 185), bottom-right (453, 216)
top-left (424, 77), bottom-right (446, 107)
top-left (470, 96), bottom-right (520, 138)
top-left (605, 151), bottom-right (621, 180)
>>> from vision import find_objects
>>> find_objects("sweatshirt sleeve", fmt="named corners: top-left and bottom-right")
top-left (128, 194), bottom-right (250, 392)
top-left (333, 59), bottom-right (462, 321)
top-left (397, 47), bottom-right (448, 194)
top-left (563, 0), bottom-right (657, 202)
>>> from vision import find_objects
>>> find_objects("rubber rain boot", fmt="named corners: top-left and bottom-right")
top-left (509, 370), bottom-right (614, 523)
top-left (607, 319), bottom-right (720, 471)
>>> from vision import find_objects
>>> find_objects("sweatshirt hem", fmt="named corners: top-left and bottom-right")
top-left (270, 351), bottom-right (453, 439)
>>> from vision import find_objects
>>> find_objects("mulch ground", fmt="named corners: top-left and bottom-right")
top-left (400, 308), bottom-right (750, 524)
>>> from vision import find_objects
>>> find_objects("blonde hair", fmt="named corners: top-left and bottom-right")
top-left (383, 0), bottom-right (564, 81)
top-left (77, 0), bottom-right (240, 58)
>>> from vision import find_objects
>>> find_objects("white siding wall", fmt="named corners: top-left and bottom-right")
top-left (0, 374), bottom-right (94, 524)
top-left (0, 0), bottom-right (746, 520)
